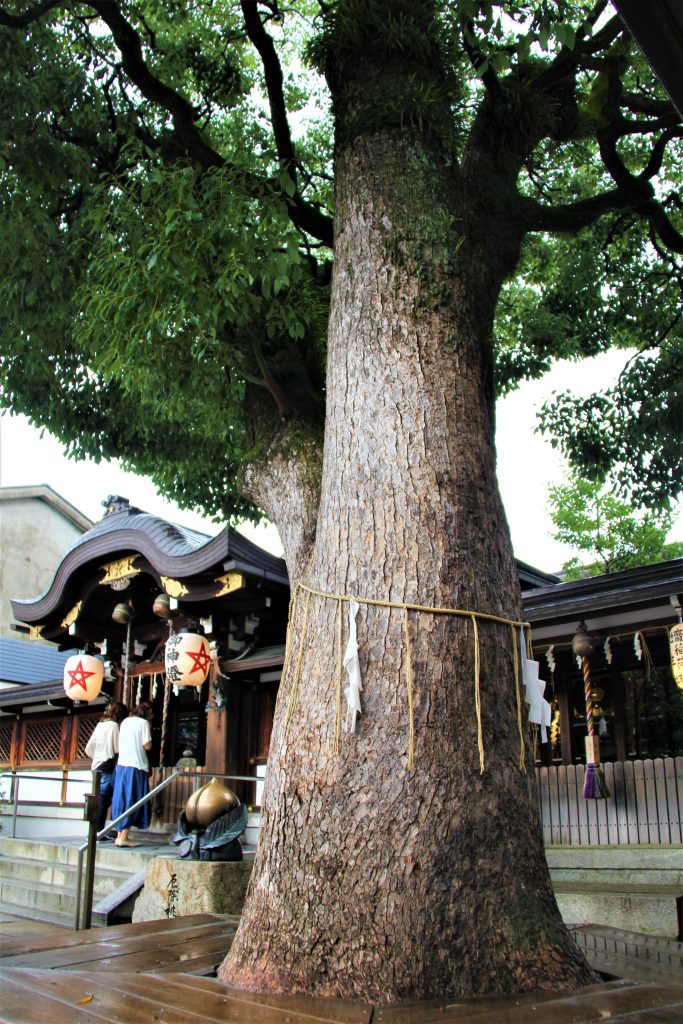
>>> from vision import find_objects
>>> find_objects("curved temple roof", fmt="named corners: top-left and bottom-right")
top-left (11, 506), bottom-right (288, 627)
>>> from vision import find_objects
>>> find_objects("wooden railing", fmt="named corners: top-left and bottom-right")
top-left (537, 757), bottom-right (683, 846)
top-left (2, 757), bottom-right (681, 851)
top-left (148, 766), bottom-right (205, 826)
top-left (148, 767), bottom-right (261, 826)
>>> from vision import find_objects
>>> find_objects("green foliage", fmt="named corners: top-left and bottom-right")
top-left (497, 216), bottom-right (683, 509)
top-left (494, 36), bottom-right (683, 509)
top-left (539, 341), bottom-right (682, 512)
top-left (0, 0), bottom-right (681, 521)
top-left (548, 475), bottom-right (683, 579)
top-left (0, 2), bottom-right (329, 521)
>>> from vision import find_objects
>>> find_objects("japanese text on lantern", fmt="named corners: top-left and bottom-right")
top-left (670, 623), bottom-right (683, 690)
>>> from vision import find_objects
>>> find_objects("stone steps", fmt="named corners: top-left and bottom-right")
top-left (0, 836), bottom-right (166, 928)
top-left (571, 924), bottom-right (683, 984)
top-left (0, 853), bottom-right (132, 897)
top-left (546, 845), bottom-right (683, 885)
top-left (546, 846), bottom-right (683, 938)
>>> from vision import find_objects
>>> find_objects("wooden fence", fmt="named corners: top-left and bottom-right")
top-left (148, 768), bottom-right (261, 827)
top-left (148, 767), bottom-right (206, 826)
top-left (537, 757), bottom-right (683, 846)
top-left (148, 759), bottom-right (682, 848)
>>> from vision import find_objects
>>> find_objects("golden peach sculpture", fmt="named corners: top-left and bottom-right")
top-left (185, 777), bottom-right (239, 829)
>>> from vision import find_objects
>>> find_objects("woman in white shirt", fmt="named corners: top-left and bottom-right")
top-left (85, 701), bottom-right (128, 838)
top-left (111, 701), bottom-right (154, 848)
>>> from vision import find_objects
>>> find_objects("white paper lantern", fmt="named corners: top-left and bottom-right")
top-left (670, 623), bottom-right (683, 691)
top-left (165, 632), bottom-right (211, 689)
top-left (63, 654), bottom-right (104, 702)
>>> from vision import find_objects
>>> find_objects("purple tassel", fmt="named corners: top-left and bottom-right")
top-left (583, 762), bottom-right (610, 800)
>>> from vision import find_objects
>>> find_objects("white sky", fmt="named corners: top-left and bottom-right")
top-left (1, 348), bottom-right (680, 573)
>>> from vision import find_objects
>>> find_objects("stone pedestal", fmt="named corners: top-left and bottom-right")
top-left (132, 857), bottom-right (253, 922)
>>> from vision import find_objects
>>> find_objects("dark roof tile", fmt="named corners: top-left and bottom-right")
top-left (0, 636), bottom-right (78, 685)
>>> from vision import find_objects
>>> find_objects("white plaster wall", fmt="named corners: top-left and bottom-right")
top-left (0, 492), bottom-right (90, 640)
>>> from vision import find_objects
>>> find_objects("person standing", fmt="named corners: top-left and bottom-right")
top-left (85, 701), bottom-right (128, 840)
top-left (111, 701), bottom-right (153, 848)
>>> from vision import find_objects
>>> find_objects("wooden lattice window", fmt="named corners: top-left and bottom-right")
top-left (75, 715), bottom-right (98, 760)
top-left (0, 720), bottom-right (14, 764)
top-left (22, 719), bottom-right (63, 763)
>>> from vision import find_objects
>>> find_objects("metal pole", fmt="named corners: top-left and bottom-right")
top-left (81, 770), bottom-right (100, 930)
top-left (11, 773), bottom-right (19, 838)
top-left (74, 846), bottom-right (84, 931)
top-left (70, 770), bottom-right (260, 928)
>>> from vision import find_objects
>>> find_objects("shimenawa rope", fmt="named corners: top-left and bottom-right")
top-left (280, 582), bottom-right (531, 773)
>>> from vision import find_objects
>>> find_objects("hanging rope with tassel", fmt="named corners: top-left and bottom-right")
top-left (581, 655), bottom-right (610, 800)
top-left (122, 619), bottom-right (132, 707)
top-left (158, 673), bottom-right (171, 770)
top-left (151, 671), bottom-right (172, 825)
top-left (282, 582), bottom-right (530, 774)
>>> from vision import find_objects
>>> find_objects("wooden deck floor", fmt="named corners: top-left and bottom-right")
top-left (0, 914), bottom-right (682, 1023)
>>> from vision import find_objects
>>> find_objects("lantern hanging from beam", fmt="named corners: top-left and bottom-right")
top-left (165, 631), bottom-right (211, 689)
top-left (152, 592), bottom-right (173, 619)
top-left (63, 653), bottom-right (104, 703)
top-left (670, 623), bottom-right (683, 690)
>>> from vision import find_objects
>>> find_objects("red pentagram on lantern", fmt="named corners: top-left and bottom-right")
top-left (186, 644), bottom-right (211, 676)
top-left (66, 659), bottom-right (96, 692)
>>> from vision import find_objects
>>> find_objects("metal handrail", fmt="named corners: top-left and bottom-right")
top-left (0, 765), bottom-right (259, 929)
top-left (0, 768), bottom-right (91, 838)
top-left (74, 769), bottom-right (260, 930)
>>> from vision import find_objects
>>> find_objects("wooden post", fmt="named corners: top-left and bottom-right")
top-left (557, 649), bottom-right (574, 766)
top-left (82, 770), bottom-right (100, 930)
top-left (610, 655), bottom-right (627, 763)
top-left (205, 704), bottom-right (227, 774)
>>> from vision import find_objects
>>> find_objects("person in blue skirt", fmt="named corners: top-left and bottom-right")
top-left (85, 701), bottom-right (128, 839)
top-left (111, 701), bottom-right (154, 847)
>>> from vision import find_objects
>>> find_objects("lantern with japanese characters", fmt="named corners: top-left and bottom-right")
top-left (670, 623), bottom-right (683, 690)
top-left (63, 653), bottom-right (104, 703)
top-left (165, 631), bottom-right (211, 689)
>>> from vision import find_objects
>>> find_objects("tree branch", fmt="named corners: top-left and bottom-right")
top-left (80, 1), bottom-right (332, 244)
top-left (520, 182), bottom-right (646, 234)
top-left (639, 127), bottom-right (683, 180)
top-left (588, 58), bottom-right (683, 252)
top-left (532, 14), bottom-right (624, 92)
top-left (521, 183), bottom-right (683, 254)
top-left (241, 0), bottom-right (296, 175)
top-left (644, 199), bottom-right (683, 253)
top-left (248, 328), bottom-right (295, 419)
top-left (240, 422), bottom-right (322, 584)
top-left (460, 19), bottom-right (502, 99)
top-left (240, 1), bottom-right (333, 246)
top-left (621, 91), bottom-right (675, 117)
top-left (0, 0), bottom-right (62, 27)
top-left (89, 0), bottom-right (224, 170)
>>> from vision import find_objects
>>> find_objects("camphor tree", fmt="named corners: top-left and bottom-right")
top-left (549, 475), bottom-right (683, 579)
top-left (2, 0), bottom-right (682, 1003)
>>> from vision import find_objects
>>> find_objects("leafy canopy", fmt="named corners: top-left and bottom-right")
top-left (548, 474), bottom-right (683, 579)
top-left (0, 1), bottom-right (681, 520)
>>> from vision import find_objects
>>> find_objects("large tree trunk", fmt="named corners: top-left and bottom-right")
top-left (221, 111), bottom-right (595, 1003)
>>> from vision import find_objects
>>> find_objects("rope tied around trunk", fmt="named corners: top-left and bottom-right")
top-left (510, 624), bottom-right (526, 772)
top-left (280, 582), bottom-right (531, 774)
top-left (283, 587), bottom-right (312, 729)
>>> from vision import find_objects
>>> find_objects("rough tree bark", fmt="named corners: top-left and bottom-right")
top-left (220, 97), bottom-right (597, 1001)
top-left (240, 424), bottom-right (323, 584)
